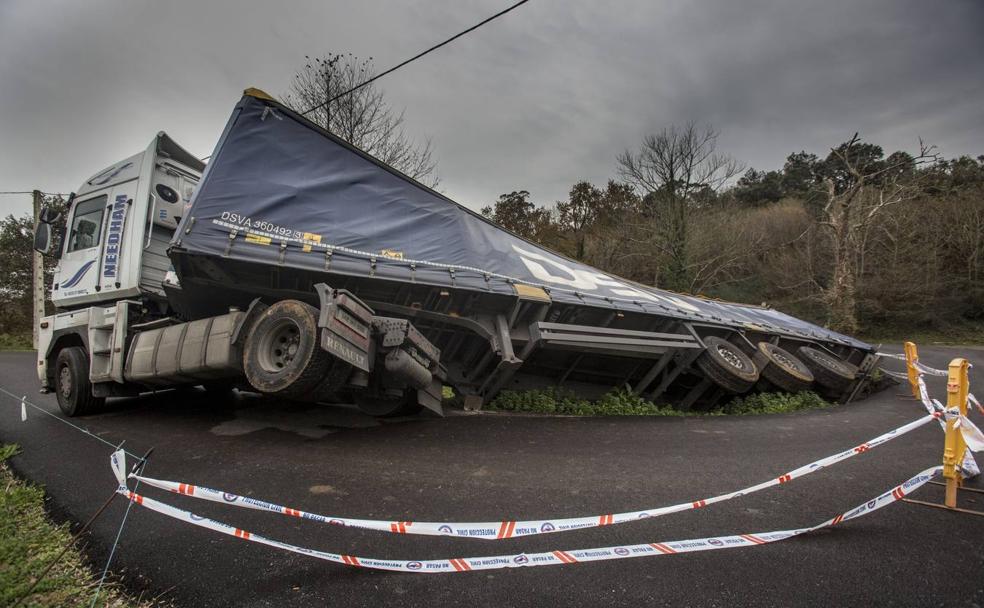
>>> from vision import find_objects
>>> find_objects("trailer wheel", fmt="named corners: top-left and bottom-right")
top-left (243, 300), bottom-right (331, 399)
top-left (54, 347), bottom-right (105, 416)
top-left (796, 346), bottom-right (857, 393)
top-left (753, 342), bottom-right (814, 393)
top-left (695, 337), bottom-right (760, 393)
top-left (355, 391), bottom-right (422, 418)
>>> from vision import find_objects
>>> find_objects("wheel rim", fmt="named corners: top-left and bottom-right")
top-left (812, 351), bottom-right (847, 374)
top-left (58, 366), bottom-right (72, 398)
top-left (716, 345), bottom-right (745, 370)
top-left (256, 319), bottom-right (302, 373)
top-left (771, 349), bottom-right (799, 371)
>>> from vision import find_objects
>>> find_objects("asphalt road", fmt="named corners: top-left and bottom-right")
top-left (1, 345), bottom-right (983, 607)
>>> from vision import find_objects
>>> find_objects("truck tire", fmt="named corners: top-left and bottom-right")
top-left (54, 346), bottom-right (105, 416)
top-left (796, 346), bottom-right (857, 393)
top-left (243, 300), bottom-right (331, 399)
top-left (753, 342), bottom-right (814, 393)
top-left (695, 337), bottom-right (760, 393)
top-left (355, 391), bottom-right (423, 417)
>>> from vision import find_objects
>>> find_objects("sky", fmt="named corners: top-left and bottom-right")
top-left (1, 0), bottom-right (982, 217)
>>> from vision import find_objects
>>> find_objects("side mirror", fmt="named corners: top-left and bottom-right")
top-left (33, 222), bottom-right (52, 255)
top-left (39, 206), bottom-right (61, 224)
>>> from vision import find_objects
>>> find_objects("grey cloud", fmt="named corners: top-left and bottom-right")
top-left (1, 0), bottom-right (981, 217)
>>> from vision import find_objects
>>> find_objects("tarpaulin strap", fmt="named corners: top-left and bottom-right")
top-left (126, 414), bottom-right (938, 540)
top-left (112, 457), bottom-right (941, 573)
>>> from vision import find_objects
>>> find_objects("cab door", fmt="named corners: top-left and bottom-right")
top-left (54, 193), bottom-right (109, 303)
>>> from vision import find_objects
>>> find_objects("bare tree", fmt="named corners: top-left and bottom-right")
top-left (818, 134), bottom-right (939, 333)
top-left (282, 53), bottom-right (439, 187)
top-left (616, 122), bottom-right (743, 291)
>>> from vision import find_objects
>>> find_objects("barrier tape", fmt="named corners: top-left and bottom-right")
top-left (913, 375), bottom-right (981, 477)
top-left (109, 453), bottom-right (941, 574)
top-left (125, 414), bottom-right (940, 540)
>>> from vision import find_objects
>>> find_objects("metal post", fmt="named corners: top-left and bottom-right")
top-left (942, 358), bottom-right (969, 508)
top-left (903, 341), bottom-right (920, 399)
top-left (31, 190), bottom-right (45, 351)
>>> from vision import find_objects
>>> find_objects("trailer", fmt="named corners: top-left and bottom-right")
top-left (33, 88), bottom-right (878, 418)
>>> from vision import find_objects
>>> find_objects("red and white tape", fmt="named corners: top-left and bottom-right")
top-left (123, 413), bottom-right (940, 540)
top-left (110, 457), bottom-right (941, 573)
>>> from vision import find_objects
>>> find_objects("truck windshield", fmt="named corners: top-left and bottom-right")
top-left (66, 195), bottom-right (107, 252)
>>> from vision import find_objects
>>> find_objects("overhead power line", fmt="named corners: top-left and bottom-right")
top-left (0, 190), bottom-right (68, 196)
top-left (300, 0), bottom-right (532, 116)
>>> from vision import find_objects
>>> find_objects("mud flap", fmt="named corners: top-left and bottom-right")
top-left (314, 283), bottom-right (373, 373)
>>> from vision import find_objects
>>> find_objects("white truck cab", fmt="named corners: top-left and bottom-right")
top-left (51, 133), bottom-right (203, 309)
top-left (32, 128), bottom-right (442, 419)
top-left (35, 133), bottom-right (206, 411)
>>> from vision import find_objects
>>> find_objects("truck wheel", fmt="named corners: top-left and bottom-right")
top-left (355, 391), bottom-right (422, 417)
top-left (753, 342), bottom-right (814, 393)
top-left (796, 346), bottom-right (857, 393)
top-left (243, 300), bottom-right (331, 399)
top-left (695, 337), bottom-right (760, 393)
top-left (54, 347), bottom-right (105, 416)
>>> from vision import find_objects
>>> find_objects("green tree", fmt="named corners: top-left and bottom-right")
top-left (616, 123), bottom-right (742, 290)
top-left (481, 191), bottom-right (553, 241)
top-left (556, 181), bottom-right (604, 260)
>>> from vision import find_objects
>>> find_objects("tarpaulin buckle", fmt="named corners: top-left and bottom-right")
top-left (324, 249), bottom-right (333, 271)
top-left (278, 241), bottom-right (288, 265)
top-left (369, 257), bottom-right (377, 277)
top-left (223, 230), bottom-right (238, 257)
top-left (410, 263), bottom-right (417, 283)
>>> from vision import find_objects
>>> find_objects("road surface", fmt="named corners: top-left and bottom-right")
top-left (1, 345), bottom-right (982, 607)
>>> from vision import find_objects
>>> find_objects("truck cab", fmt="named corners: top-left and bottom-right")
top-left (50, 133), bottom-right (204, 311)
top-left (33, 130), bottom-right (444, 419)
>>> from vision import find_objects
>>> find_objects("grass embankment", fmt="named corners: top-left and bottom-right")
top-left (860, 320), bottom-right (984, 346)
top-left (0, 333), bottom-right (33, 351)
top-left (0, 444), bottom-right (148, 607)
top-left (482, 388), bottom-right (830, 417)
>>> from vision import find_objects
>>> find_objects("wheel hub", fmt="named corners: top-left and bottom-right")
top-left (717, 345), bottom-right (745, 370)
top-left (257, 319), bottom-right (302, 372)
top-left (772, 349), bottom-right (798, 370)
top-left (58, 366), bottom-right (72, 398)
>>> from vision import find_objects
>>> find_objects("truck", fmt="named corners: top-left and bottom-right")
top-left (32, 88), bottom-right (878, 419)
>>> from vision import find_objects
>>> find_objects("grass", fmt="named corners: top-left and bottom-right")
top-left (860, 320), bottom-right (984, 346)
top-left (0, 333), bottom-right (33, 351)
top-left (0, 444), bottom-right (149, 607)
top-left (481, 387), bottom-right (831, 417)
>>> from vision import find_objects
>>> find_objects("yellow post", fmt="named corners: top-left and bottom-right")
top-left (903, 341), bottom-right (920, 399)
top-left (942, 358), bottom-right (969, 508)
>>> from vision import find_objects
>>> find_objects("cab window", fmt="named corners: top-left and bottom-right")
top-left (66, 195), bottom-right (107, 252)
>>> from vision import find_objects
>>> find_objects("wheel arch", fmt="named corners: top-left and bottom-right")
top-left (44, 330), bottom-right (88, 386)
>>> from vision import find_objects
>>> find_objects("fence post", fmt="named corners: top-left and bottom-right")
top-left (903, 341), bottom-right (920, 399)
top-left (942, 358), bottom-right (969, 508)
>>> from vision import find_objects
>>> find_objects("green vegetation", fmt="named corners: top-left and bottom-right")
top-left (482, 139), bottom-right (984, 338)
top-left (484, 388), bottom-right (830, 417)
top-left (0, 332), bottom-right (33, 351)
top-left (0, 444), bottom-right (144, 607)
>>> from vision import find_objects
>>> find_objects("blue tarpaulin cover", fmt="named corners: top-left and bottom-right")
top-left (173, 92), bottom-right (870, 350)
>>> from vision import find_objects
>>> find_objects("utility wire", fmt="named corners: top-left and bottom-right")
top-left (0, 191), bottom-right (69, 196)
top-left (300, 0), bottom-right (532, 116)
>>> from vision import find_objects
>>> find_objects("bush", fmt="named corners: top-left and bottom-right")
top-left (713, 391), bottom-right (829, 415)
top-left (0, 333), bottom-right (32, 351)
top-left (485, 387), bottom-right (830, 417)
